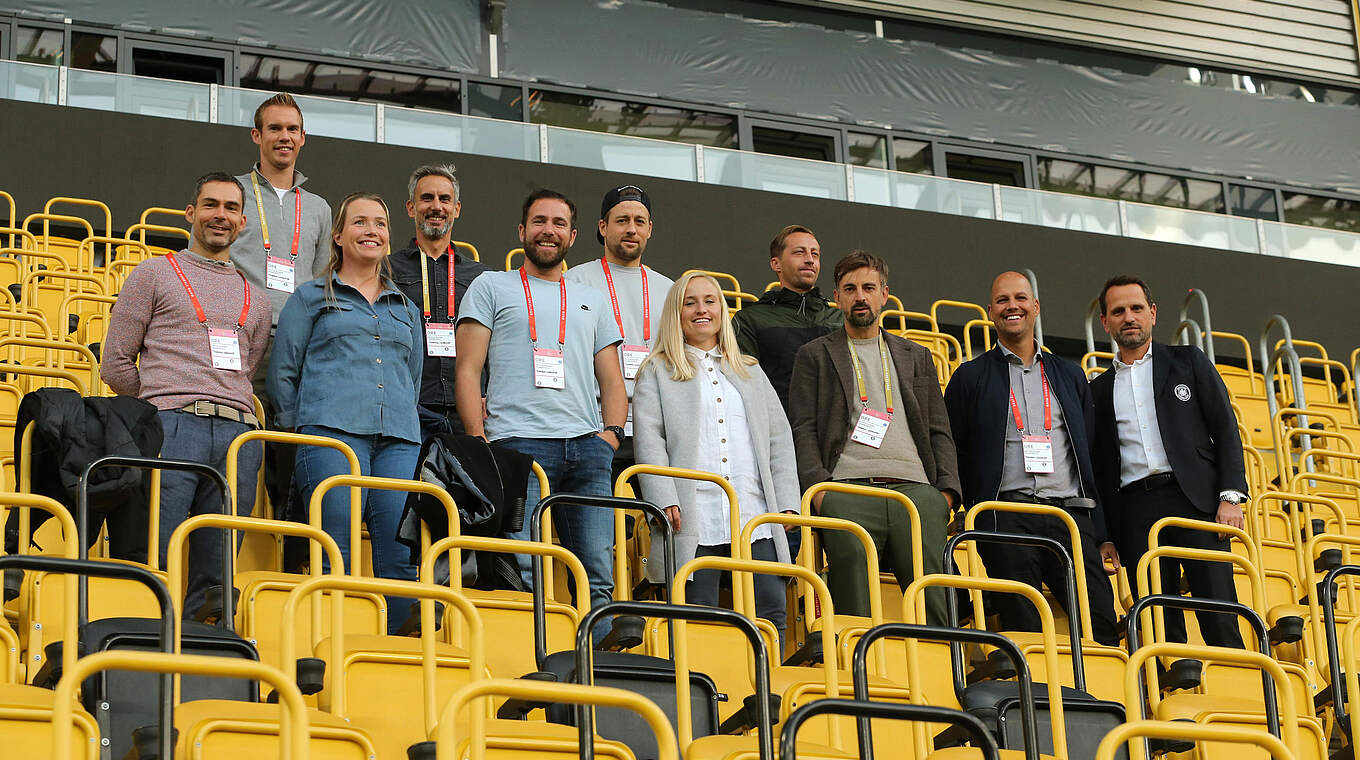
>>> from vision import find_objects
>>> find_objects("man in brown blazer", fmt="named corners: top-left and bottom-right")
top-left (789, 251), bottom-right (960, 625)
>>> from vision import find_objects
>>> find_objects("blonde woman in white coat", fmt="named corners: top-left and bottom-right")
top-left (632, 271), bottom-right (800, 638)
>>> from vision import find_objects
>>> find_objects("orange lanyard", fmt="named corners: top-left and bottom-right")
top-left (600, 260), bottom-right (649, 342)
top-left (1009, 360), bottom-right (1052, 434)
top-left (166, 253), bottom-right (250, 330)
top-left (520, 267), bottom-right (566, 347)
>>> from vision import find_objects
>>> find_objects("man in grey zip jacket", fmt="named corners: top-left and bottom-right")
top-left (232, 92), bottom-right (332, 322)
top-left (232, 92), bottom-right (332, 530)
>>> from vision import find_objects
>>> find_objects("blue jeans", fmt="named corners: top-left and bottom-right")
top-left (691, 538), bottom-right (787, 645)
top-left (156, 410), bottom-right (260, 618)
top-left (295, 425), bottom-right (420, 635)
top-left (495, 434), bottom-right (615, 642)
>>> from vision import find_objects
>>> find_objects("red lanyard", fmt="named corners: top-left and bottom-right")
top-left (1009, 359), bottom-right (1052, 434)
top-left (520, 267), bottom-right (567, 346)
top-left (166, 253), bottom-right (250, 330)
top-left (600, 260), bottom-right (649, 342)
top-left (418, 243), bottom-right (456, 321)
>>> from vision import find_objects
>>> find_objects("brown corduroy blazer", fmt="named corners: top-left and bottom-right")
top-left (788, 328), bottom-right (961, 498)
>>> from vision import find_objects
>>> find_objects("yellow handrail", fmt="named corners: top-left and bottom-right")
top-left (615, 463), bottom-right (741, 606)
top-left (281, 574), bottom-right (484, 736)
top-left (965, 501), bottom-right (1095, 642)
top-left (1096, 719), bottom-right (1295, 760)
top-left (674, 556), bottom-right (839, 750)
top-left (53, 651), bottom-right (307, 760)
top-left (309, 474), bottom-right (457, 577)
top-left (438, 678), bottom-right (678, 760)
top-left (905, 573), bottom-right (1068, 760)
top-left (1122, 643), bottom-right (1299, 760)
top-left (166, 513), bottom-right (345, 660)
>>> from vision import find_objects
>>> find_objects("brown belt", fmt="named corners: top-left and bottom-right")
top-left (842, 476), bottom-right (912, 486)
top-left (180, 400), bottom-right (259, 428)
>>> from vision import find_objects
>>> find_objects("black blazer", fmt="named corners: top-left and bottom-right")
top-left (1089, 342), bottom-right (1247, 544)
top-left (944, 346), bottom-right (1108, 541)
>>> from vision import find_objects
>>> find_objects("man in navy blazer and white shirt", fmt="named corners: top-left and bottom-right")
top-left (1090, 274), bottom-right (1248, 648)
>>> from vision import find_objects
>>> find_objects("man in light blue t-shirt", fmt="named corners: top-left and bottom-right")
top-left (455, 189), bottom-right (627, 641)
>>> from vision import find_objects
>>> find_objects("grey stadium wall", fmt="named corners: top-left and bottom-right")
top-left (1, 97), bottom-right (1354, 361)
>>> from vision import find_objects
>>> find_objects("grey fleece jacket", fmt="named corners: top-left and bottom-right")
top-left (232, 164), bottom-right (332, 322)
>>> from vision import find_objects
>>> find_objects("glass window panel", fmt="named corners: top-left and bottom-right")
top-left (1282, 193), bottom-right (1360, 234)
top-left (750, 125), bottom-right (836, 162)
top-left (241, 53), bottom-right (458, 112)
top-left (1083, 164), bottom-right (1224, 213)
top-left (846, 132), bottom-right (887, 168)
top-left (529, 89), bottom-right (736, 148)
top-left (363, 70), bottom-right (459, 111)
top-left (703, 147), bottom-right (846, 200)
top-left (468, 82), bottom-right (522, 121)
top-left (15, 26), bottom-right (64, 65)
top-left (999, 186), bottom-right (1119, 235)
top-left (70, 31), bottom-right (116, 72)
top-left (943, 153), bottom-right (1025, 187)
top-left (0, 59), bottom-right (61, 105)
top-left (66, 67), bottom-right (210, 121)
top-left (546, 126), bottom-right (696, 181)
top-left (1038, 158), bottom-right (1094, 195)
top-left (852, 166), bottom-right (992, 218)
top-left (130, 47), bottom-right (225, 84)
top-left (1228, 184), bottom-right (1278, 222)
top-left (891, 138), bottom-right (932, 175)
top-left (385, 106), bottom-right (540, 162)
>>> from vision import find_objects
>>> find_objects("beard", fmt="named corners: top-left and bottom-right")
top-left (606, 237), bottom-right (644, 263)
top-left (1113, 325), bottom-right (1150, 349)
top-left (417, 215), bottom-right (453, 239)
top-left (847, 304), bottom-right (878, 329)
top-left (525, 237), bottom-right (569, 269)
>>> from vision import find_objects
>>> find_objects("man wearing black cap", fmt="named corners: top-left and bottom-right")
top-left (565, 185), bottom-right (676, 479)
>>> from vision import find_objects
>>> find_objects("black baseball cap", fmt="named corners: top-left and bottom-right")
top-left (597, 184), bottom-right (651, 244)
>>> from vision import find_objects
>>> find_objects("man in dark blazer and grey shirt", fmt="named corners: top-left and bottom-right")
top-left (946, 271), bottom-right (1120, 645)
top-left (1090, 274), bottom-right (1248, 648)
top-left (790, 251), bottom-right (960, 625)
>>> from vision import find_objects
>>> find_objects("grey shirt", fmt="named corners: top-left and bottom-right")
top-left (998, 342), bottom-right (1080, 498)
top-left (831, 334), bottom-right (928, 483)
top-left (563, 258), bottom-right (675, 402)
top-left (232, 164), bottom-right (333, 323)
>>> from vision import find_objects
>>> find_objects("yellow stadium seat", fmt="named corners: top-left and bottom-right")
top-left (0, 681), bottom-right (100, 759)
top-left (283, 575), bottom-right (488, 760)
top-left (425, 535), bottom-right (588, 682)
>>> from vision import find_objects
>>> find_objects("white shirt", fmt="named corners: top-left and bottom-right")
top-left (689, 346), bottom-right (773, 546)
top-left (1112, 342), bottom-right (1174, 487)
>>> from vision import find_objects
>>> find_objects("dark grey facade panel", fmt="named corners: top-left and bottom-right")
top-left (502, 0), bottom-right (1360, 193)
top-left (6, 0), bottom-right (482, 71)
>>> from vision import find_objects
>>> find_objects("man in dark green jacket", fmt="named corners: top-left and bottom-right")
top-left (733, 224), bottom-right (843, 411)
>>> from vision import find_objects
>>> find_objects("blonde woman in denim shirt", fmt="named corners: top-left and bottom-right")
top-left (268, 192), bottom-right (424, 632)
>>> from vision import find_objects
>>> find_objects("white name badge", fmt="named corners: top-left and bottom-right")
top-left (1022, 435), bottom-right (1055, 473)
top-left (621, 344), bottom-right (648, 380)
top-left (850, 408), bottom-right (892, 449)
top-left (266, 255), bottom-right (296, 292)
top-left (533, 348), bottom-right (565, 389)
top-left (425, 323), bottom-right (457, 357)
top-left (208, 328), bottom-right (242, 371)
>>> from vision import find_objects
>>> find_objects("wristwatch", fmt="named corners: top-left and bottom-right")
top-left (603, 425), bottom-right (626, 443)
top-left (1218, 490), bottom-right (1247, 506)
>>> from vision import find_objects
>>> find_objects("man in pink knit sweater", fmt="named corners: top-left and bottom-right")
top-left (102, 172), bottom-right (273, 618)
